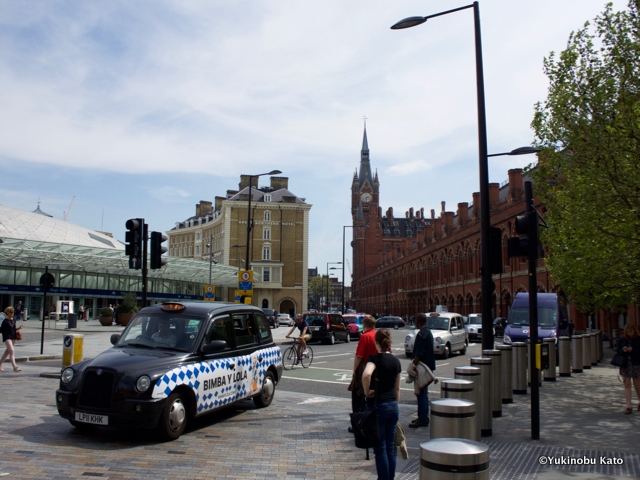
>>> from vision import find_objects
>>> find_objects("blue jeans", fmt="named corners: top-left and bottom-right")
top-left (373, 401), bottom-right (399, 480)
top-left (417, 386), bottom-right (429, 419)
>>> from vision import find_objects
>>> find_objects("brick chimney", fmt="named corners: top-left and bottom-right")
top-left (270, 176), bottom-right (289, 190)
top-left (424, 222), bottom-right (433, 245)
top-left (215, 196), bottom-right (225, 212)
top-left (443, 211), bottom-right (454, 236)
top-left (239, 175), bottom-right (257, 191)
top-left (433, 217), bottom-right (443, 240)
top-left (457, 202), bottom-right (469, 228)
top-left (508, 168), bottom-right (524, 202)
top-left (195, 200), bottom-right (212, 217)
top-left (489, 183), bottom-right (500, 211)
top-left (472, 192), bottom-right (480, 221)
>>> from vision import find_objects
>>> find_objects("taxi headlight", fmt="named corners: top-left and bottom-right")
top-left (435, 337), bottom-right (443, 344)
top-left (405, 335), bottom-right (412, 342)
top-left (61, 368), bottom-right (74, 384)
top-left (136, 375), bottom-right (151, 393)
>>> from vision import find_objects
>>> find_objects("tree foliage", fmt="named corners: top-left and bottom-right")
top-left (531, 0), bottom-right (640, 311)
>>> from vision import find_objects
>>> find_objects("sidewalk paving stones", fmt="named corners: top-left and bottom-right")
top-left (0, 326), bottom-right (638, 479)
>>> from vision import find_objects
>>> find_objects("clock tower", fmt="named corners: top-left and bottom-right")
top-left (351, 124), bottom-right (381, 310)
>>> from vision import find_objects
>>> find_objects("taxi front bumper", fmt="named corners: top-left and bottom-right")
top-left (56, 389), bottom-right (165, 429)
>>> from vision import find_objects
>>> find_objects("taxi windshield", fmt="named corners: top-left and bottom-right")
top-left (117, 314), bottom-right (205, 352)
top-left (426, 316), bottom-right (450, 330)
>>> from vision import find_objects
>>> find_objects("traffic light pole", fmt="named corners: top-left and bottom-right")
top-left (524, 181), bottom-right (540, 440)
top-left (142, 223), bottom-right (148, 307)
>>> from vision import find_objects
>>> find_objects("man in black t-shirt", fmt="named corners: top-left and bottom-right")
top-left (286, 315), bottom-right (311, 361)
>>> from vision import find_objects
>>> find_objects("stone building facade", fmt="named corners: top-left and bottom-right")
top-left (167, 176), bottom-right (311, 317)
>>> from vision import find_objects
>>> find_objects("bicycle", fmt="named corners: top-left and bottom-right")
top-left (282, 337), bottom-right (313, 370)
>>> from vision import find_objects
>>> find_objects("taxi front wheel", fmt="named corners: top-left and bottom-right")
top-left (253, 371), bottom-right (276, 408)
top-left (157, 392), bottom-right (188, 441)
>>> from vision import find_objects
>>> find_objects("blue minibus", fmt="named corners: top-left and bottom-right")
top-left (503, 292), bottom-right (569, 344)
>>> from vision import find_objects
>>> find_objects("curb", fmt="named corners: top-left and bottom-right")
top-left (14, 355), bottom-right (63, 363)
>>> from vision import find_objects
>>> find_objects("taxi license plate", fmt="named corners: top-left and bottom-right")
top-left (75, 411), bottom-right (108, 425)
top-left (312, 326), bottom-right (320, 331)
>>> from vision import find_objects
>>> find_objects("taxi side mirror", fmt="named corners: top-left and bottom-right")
top-left (451, 326), bottom-right (458, 331)
top-left (202, 340), bottom-right (227, 354)
top-left (110, 334), bottom-right (121, 345)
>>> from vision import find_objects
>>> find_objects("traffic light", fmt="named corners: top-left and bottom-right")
top-left (508, 181), bottom-right (539, 260)
top-left (150, 231), bottom-right (168, 269)
top-left (125, 218), bottom-right (144, 269)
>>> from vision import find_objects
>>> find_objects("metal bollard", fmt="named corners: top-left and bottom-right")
top-left (582, 333), bottom-right (592, 369)
top-left (543, 338), bottom-right (557, 381)
top-left (470, 356), bottom-right (492, 437)
top-left (512, 342), bottom-right (527, 394)
top-left (558, 336), bottom-right (571, 377)
top-left (527, 342), bottom-right (542, 387)
top-left (482, 349), bottom-right (502, 418)
top-left (441, 379), bottom-right (475, 403)
top-left (590, 333), bottom-right (597, 366)
top-left (430, 398), bottom-right (479, 442)
top-left (419, 438), bottom-right (489, 480)
top-left (572, 334), bottom-right (583, 373)
top-left (454, 367), bottom-right (481, 410)
top-left (597, 330), bottom-right (603, 361)
top-left (496, 345), bottom-right (513, 404)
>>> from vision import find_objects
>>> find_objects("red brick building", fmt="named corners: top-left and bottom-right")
top-left (351, 127), bottom-right (569, 324)
top-left (350, 127), bottom-right (640, 334)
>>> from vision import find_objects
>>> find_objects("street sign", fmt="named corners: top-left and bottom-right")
top-left (204, 285), bottom-right (215, 302)
top-left (238, 270), bottom-right (254, 283)
top-left (234, 290), bottom-right (242, 303)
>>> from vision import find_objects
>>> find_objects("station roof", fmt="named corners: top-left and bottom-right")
top-left (0, 205), bottom-right (239, 287)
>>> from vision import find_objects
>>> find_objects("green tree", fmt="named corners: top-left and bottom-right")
top-left (531, 0), bottom-right (640, 311)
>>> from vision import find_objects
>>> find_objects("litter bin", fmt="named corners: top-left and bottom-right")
top-left (419, 438), bottom-right (489, 480)
top-left (67, 313), bottom-right (78, 329)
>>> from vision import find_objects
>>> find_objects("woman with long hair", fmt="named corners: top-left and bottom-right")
top-left (618, 323), bottom-right (640, 414)
top-left (362, 328), bottom-right (401, 480)
top-left (0, 306), bottom-right (23, 372)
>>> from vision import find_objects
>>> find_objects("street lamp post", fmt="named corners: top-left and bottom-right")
top-left (392, 3), bottom-right (540, 440)
top-left (326, 262), bottom-right (342, 312)
top-left (391, 3), bottom-right (538, 353)
top-left (206, 234), bottom-right (217, 285)
top-left (342, 225), bottom-right (355, 315)
top-left (230, 244), bottom-right (244, 271)
top-left (243, 170), bottom-right (282, 272)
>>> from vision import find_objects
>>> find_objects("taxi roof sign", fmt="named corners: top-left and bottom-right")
top-left (161, 303), bottom-right (187, 312)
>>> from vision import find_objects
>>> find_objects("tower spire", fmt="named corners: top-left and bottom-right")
top-left (358, 120), bottom-right (373, 191)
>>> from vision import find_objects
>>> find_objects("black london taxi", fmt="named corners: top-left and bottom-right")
top-left (56, 302), bottom-right (283, 440)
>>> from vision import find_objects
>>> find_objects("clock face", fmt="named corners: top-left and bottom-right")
top-left (361, 193), bottom-right (372, 203)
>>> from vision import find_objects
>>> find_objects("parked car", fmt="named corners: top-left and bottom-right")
top-left (262, 308), bottom-right (279, 328)
top-left (465, 313), bottom-right (484, 342)
top-left (277, 314), bottom-right (294, 326)
top-left (302, 312), bottom-right (350, 345)
top-left (56, 302), bottom-right (282, 440)
top-left (343, 314), bottom-right (364, 339)
top-left (493, 317), bottom-right (507, 337)
top-left (404, 312), bottom-right (467, 359)
top-left (375, 316), bottom-right (405, 330)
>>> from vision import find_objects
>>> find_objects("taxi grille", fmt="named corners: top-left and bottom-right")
top-left (78, 369), bottom-right (116, 409)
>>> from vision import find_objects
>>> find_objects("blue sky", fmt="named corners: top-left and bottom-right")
top-left (0, 0), bottom-right (625, 281)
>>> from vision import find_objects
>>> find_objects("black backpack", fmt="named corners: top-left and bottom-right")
top-left (349, 409), bottom-right (380, 449)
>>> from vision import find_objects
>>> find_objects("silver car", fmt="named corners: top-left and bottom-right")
top-left (404, 312), bottom-right (468, 359)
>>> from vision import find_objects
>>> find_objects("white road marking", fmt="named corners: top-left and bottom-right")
top-left (312, 352), bottom-right (353, 359)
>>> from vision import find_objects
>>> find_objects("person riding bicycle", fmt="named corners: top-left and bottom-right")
top-left (286, 315), bottom-right (311, 361)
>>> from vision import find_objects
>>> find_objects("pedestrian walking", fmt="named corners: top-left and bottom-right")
top-left (409, 312), bottom-right (436, 428)
top-left (14, 300), bottom-right (24, 321)
top-left (0, 307), bottom-right (23, 372)
top-left (348, 315), bottom-right (378, 431)
top-left (362, 329), bottom-right (401, 480)
top-left (618, 323), bottom-right (640, 415)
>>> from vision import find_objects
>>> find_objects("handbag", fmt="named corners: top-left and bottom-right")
top-left (350, 409), bottom-right (380, 449)
top-left (15, 329), bottom-right (22, 341)
top-left (611, 353), bottom-right (627, 368)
